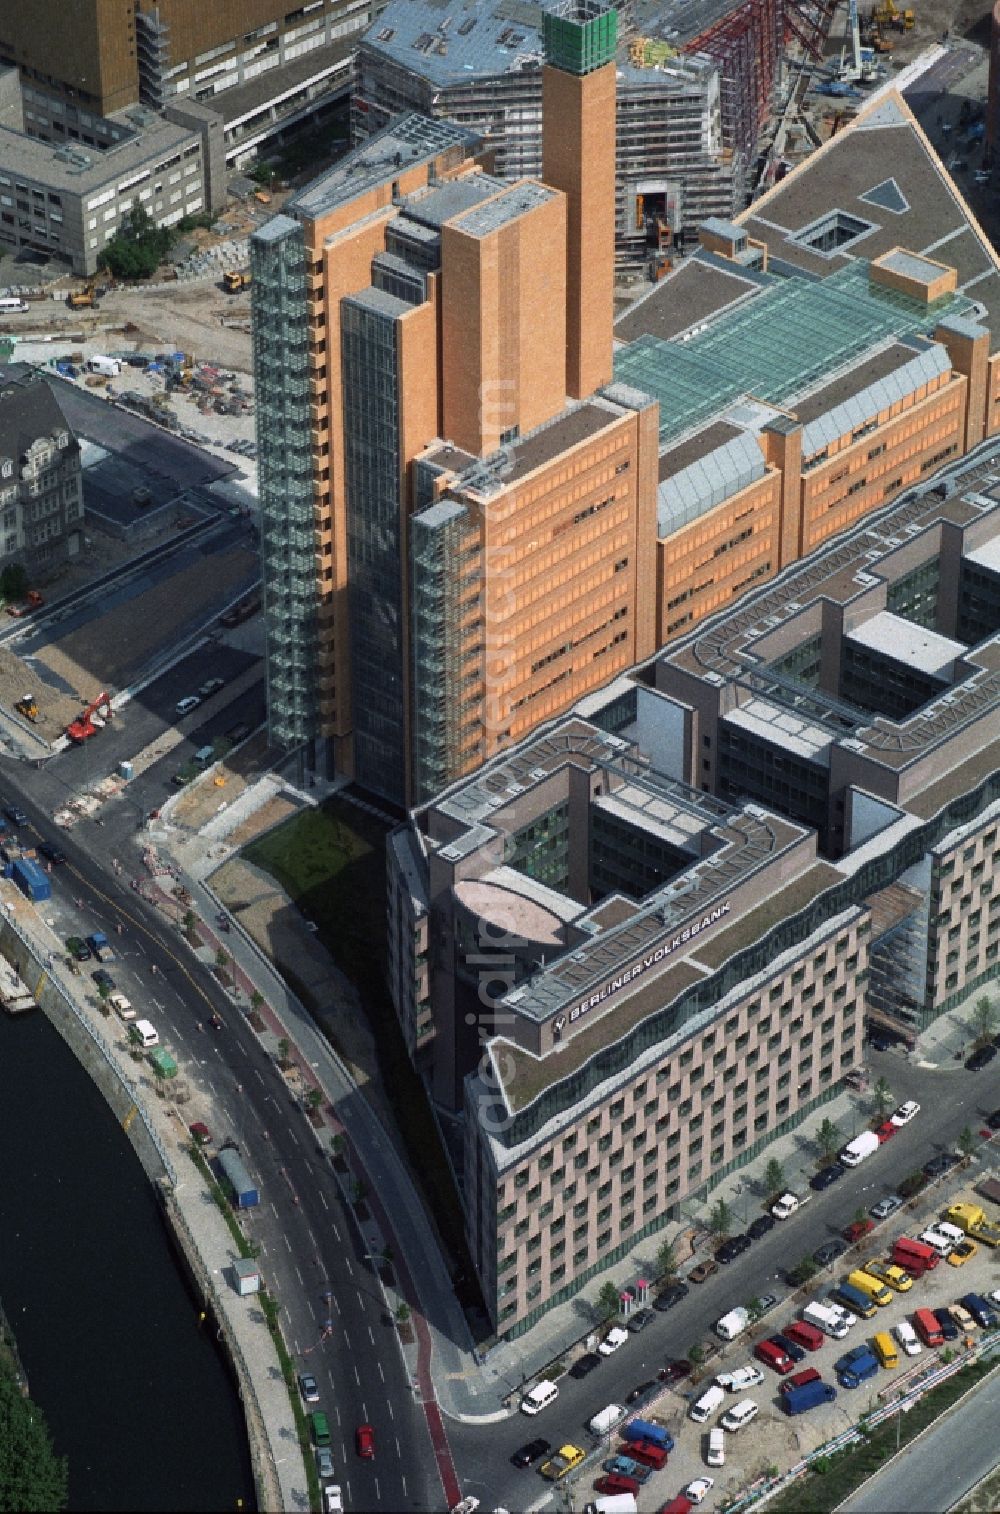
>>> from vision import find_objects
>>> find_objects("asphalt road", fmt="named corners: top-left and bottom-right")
top-left (3, 516), bottom-right (257, 660)
top-left (449, 1046), bottom-right (1000, 1512)
top-left (34, 651), bottom-right (266, 846)
top-left (0, 762), bottom-right (441, 1511)
top-left (840, 1367), bottom-right (1000, 1513)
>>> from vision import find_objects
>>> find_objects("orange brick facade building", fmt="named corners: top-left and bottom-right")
top-left (254, 11), bottom-right (1000, 807)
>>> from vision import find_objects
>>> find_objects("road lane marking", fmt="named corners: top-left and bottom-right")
top-left (354, 1364), bottom-right (361, 1386)
top-left (387, 1400), bottom-right (394, 1421)
top-left (377, 1361), bottom-right (384, 1382)
top-left (368, 1325), bottom-right (375, 1345)
top-left (318, 1190), bottom-right (329, 1211)
top-left (295, 1265), bottom-right (305, 1287)
top-left (283, 1233), bottom-right (292, 1252)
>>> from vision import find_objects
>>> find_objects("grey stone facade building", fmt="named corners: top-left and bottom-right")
top-left (0, 67), bottom-right (225, 275)
top-left (0, 374), bottom-right (83, 574)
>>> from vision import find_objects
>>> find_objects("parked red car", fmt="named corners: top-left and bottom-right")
top-left (754, 1338), bottom-right (795, 1374)
top-left (595, 1473), bottom-right (640, 1496)
top-left (623, 1439), bottom-right (669, 1469)
top-left (874, 1121), bottom-right (896, 1143)
top-left (843, 1217), bottom-right (875, 1243)
top-left (780, 1367), bottom-right (821, 1396)
top-left (783, 1319), bottom-right (825, 1351)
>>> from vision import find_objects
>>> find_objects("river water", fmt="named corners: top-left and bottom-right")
top-left (0, 1008), bottom-right (255, 1511)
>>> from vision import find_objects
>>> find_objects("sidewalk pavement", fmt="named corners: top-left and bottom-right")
top-left (911, 981), bottom-right (998, 1070)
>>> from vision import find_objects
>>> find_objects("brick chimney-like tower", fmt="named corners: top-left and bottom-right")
top-left (542, 0), bottom-right (617, 400)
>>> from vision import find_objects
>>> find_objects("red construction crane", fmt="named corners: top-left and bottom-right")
top-left (65, 690), bottom-right (113, 744)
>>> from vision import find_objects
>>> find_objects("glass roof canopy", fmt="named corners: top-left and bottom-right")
top-left (614, 261), bottom-right (975, 448)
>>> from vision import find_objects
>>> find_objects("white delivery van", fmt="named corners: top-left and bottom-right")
top-left (109, 991), bottom-right (135, 1022)
top-left (588, 1403), bottom-right (625, 1436)
top-left (689, 1384), bottom-right (726, 1423)
top-left (584, 1496), bottom-right (638, 1514)
top-left (721, 1397), bottom-right (759, 1432)
top-left (129, 1018), bottom-right (159, 1048)
top-left (87, 354), bottom-right (121, 377)
top-left (715, 1306), bottom-right (749, 1341)
top-left (802, 1301), bottom-right (850, 1339)
top-left (839, 1130), bottom-right (880, 1167)
top-left (520, 1380), bottom-right (559, 1415)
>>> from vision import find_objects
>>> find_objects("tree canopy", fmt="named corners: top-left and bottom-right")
top-left (98, 202), bottom-right (175, 281)
top-left (0, 1369), bottom-right (68, 1511)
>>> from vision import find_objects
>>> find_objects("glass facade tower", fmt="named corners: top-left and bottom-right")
top-left (250, 216), bottom-right (318, 758)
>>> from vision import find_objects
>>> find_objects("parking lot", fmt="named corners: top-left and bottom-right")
top-left (562, 1174), bottom-right (1000, 1513)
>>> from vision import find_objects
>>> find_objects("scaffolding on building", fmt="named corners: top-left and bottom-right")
top-left (686, 0), bottom-right (781, 168)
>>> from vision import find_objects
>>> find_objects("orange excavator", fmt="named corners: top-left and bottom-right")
top-left (65, 690), bottom-right (113, 743)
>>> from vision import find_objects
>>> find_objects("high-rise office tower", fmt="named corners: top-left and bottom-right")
top-left (252, 1), bottom-right (659, 807)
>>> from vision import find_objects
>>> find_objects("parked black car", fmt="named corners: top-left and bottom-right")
top-left (626, 1380), bottom-right (657, 1404)
top-left (716, 1233), bottom-right (751, 1263)
top-left (653, 1281), bottom-right (689, 1311)
top-left (810, 1164), bottom-right (845, 1192)
top-left (568, 1352), bottom-right (601, 1379)
top-left (747, 1214), bottom-right (775, 1240)
top-left (658, 1359), bottom-right (692, 1384)
top-left (966, 1044), bottom-right (997, 1071)
top-left (986, 1108), bottom-right (1000, 1132)
top-left (626, 1310), bottom-right (652, 1333)
top-left (813, 1238), bottom-right (848, 1267)
top-left (512, 1438), bottom-right (551, 1468)
top-left (924, 1152), bottom-right (960, 1179)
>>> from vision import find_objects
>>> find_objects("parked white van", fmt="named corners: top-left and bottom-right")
top-left (706, 1427), bottom-right (726, 1467)
top-left (689, 1384), bottom-right (725, 1423)
top-left (588, 1403), bottom-right (625, 1436)
top-left (721, 1398), bottom-right (759, 1432)
top-left (802, 1301), bottom-right (851, 1339)
top-left (129, 1019), bottom-right (159, 1048)
top-left (520, 1380), bottom-right (559, 1415)
top-left (714, 1306), bottom-right (749, 1342)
